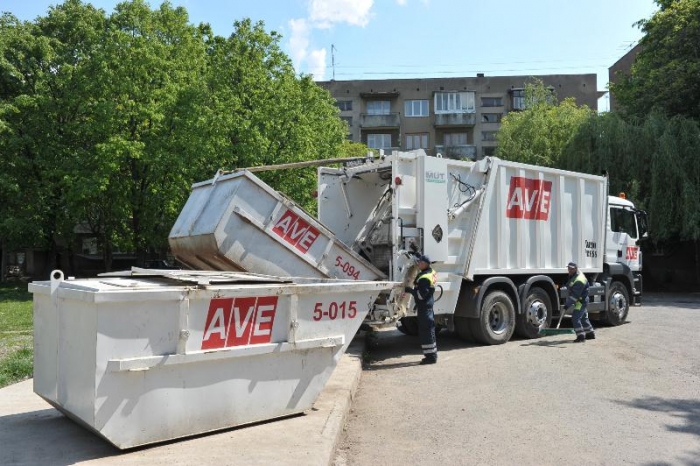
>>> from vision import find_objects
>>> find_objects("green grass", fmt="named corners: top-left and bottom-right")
top-left (0, 283), bottom-right (33, 388)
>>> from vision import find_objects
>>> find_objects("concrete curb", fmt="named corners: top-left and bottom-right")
top-left (0, 337), bottom-right (366, 466)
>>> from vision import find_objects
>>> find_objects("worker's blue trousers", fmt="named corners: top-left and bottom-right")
top-left (417, 304), bottom-right (437, 360)
top-left (572, 305), bottom-right (594, 337)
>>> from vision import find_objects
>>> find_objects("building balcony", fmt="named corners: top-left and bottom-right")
top-left (360, 113), bottom-right (401, 129)
top-left (433, 113), bottom-right (476, 127)
top-left (434, 144), bottom-right (477, 160)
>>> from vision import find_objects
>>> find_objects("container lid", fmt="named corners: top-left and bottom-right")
top-left (99, 268), bottom-right (293, 286)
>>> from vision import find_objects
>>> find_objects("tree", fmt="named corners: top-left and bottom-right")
top-left (496, 79), bottom-right (594, 167)
top-left (0, 2), bottom-right (108, 274)
top-left (611, 0), bottom-right (700, 120)
top-left (196, 18), bottom-right (345, 213)
top-left (1, 1), bottom-right (347, 274)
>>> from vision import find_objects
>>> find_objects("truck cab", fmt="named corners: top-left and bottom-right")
top-left (606, 195), bottom-right (648, 306)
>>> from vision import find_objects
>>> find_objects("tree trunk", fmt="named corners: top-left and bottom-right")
top-left (695, 239), bottom-right (700, 287)
top-left (0, 240), bottom-right (5, 283)
top-left (103, 240), bottom-right (113, 273)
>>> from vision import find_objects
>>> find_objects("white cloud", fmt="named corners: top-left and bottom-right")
top-left (288, 18), bottom-right (310, 71)
top-left (307, 48), bottom-right (327, 80)
top-left (308, 0), bottom-right (374, 28)
top-left (396, 0), bottom-right (407, 5)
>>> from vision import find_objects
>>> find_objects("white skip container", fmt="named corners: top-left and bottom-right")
top-left (30, 269), bottom-right (395, 449)
top-left (169, 170), bottom-right (386, 282)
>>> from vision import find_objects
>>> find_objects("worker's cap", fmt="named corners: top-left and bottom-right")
top-left (567, 261), bottom-right (577, 269)
top-left (417, 255), bottom-right (432, 264)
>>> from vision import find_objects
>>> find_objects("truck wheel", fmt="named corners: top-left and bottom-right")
top-left (603, 281), bottom-right (630, 326)
top-left (397, 316), bottom-right (419, 336)
top-left (455, 317), bottom-right (475, 341)
top-left (515, 287), bottom-right (553, 339)
top-left (471, 290), bottom-right (515, 345)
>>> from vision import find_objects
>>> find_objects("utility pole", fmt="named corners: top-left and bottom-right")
top-left (331, 44), bottom-right (336, 81)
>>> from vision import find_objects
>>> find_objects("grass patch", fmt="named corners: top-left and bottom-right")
top-left (0, 283), bottom-right (33, 388)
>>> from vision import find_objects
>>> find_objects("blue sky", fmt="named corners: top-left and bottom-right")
top-left (3, 0), bottom-right (659, 110)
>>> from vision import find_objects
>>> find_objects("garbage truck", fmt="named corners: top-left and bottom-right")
top-left (170, 149), bottom-right (648, 345)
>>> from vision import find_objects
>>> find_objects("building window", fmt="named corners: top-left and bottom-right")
top-left (406, 133), bottom-right (429, 150)
top-left (481, 97), bottom-right (503, 107)
top-left (444, 132), bottom-right (468, 146)
top-left (336, 100), bottom-right (352, 111)
top-left (482, 131), bottom-right (497, 142)
top-left (481, 113), bottom-right (502, 123)
top-left (434, 92), bottom-right (475, 114)
top-left (367, 100), bottom-right (391, 115)
top-left (511, 89), bottom-right (525, 110)
top-left (341, 116), bottom-right (352, 127)
top-left (405, 100), bottom-right (429, 117)
top-left (483, 146), bottom-right (497, 157)
top-left (367, 133), bottom-right (392, 148)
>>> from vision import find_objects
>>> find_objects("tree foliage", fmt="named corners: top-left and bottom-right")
top-left (496, 79), bottom-right (594, 167)
top-left (0, 1), bottom-right (346, 271)
top-left (611, 0), bottom-right (700, 120)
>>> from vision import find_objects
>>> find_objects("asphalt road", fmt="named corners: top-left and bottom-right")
top-left (334, 293), bottom-right (700, 466)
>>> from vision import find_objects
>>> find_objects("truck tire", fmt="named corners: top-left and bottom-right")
top-left (471, 290), bottom-right (516, 345)
top-left (397, 316), bottom-right (419, 336)
top-left (602, 281), bottom-right (630, 326)
top-left (454, 317), bottom-right (475, 341)
top-left (397, 316), bottom-right (443, 337)
top-left (515, 287), bottom-right (553, 339)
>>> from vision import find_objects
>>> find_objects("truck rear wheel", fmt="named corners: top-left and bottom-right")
top-left (471, 290), bottom-right (515, 345)
top-left (397, 316), bottom-right (443, 337)
top-left (455, 317), bottom-right (475, 341)
top-left (397, 316), bottom-right (419, 336)
top-left (602, 281), bottom-right (629, 326)
top-left (515, 287), bottom-right (552, 339)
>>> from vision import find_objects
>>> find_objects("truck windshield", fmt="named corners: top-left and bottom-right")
top-left (610, 206), bottom-right (638, 239)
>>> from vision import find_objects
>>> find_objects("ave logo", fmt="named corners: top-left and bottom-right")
top-left (626, 246), bottom-right (639, 261)
top-left (506, 176), bottom-right (553, 221)
top-left (201, 296), bottom-right (278, 350)
top-left (272, 209), bottom-right (321, 253)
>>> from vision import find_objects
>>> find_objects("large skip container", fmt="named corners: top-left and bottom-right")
top-left (30, 269), bottom-right (395, 449)
top-left (169, 170), bottom-right (386, 282)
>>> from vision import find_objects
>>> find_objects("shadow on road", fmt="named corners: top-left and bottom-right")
top-left (615, 396), bottom-right (700, 466)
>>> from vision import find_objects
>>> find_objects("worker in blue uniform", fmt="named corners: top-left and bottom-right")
top-left (564, 261), bottom-right (596, 343)
top-left (405, 255), bottom-right (438, 364)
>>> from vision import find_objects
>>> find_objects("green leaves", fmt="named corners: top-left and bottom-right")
top-left (1, 1), bottom-right (346, 270)
top-left (496, 79), bottom-right (593, 167)
top-left (612, 0), bottom-right (700, 120)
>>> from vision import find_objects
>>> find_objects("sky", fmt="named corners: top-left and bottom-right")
top-left (2, 0), bottom-right (659, 111)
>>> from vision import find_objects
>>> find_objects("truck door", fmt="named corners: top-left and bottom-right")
top-left (418, 155), bottom-right (449, 262)
top-left (607, 204), bottom-right (641, 271)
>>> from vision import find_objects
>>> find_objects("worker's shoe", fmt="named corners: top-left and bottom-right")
top-left (419, 356), bottom-right (437, 365)
top-left (573, 335), bottom-right (586, 343)
top-left (585, 332), bottom-right (596, 340)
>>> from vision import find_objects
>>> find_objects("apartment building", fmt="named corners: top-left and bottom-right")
top-left (318, 74), bottom-right (600, 160)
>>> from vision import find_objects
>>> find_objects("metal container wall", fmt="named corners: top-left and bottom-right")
top-left (467, 158), bottom-right (607, 277)
top-left (31, 270), bottom-right (394, 449)
top-left (169, 171), bottom-right (386, 281)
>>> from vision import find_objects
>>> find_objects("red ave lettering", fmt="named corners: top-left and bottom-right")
top-left (201, 296), bottom-right (278, 350)
top-left (626, 247), bottom-right (638, 260)
top-left (506, 176), bottom-right (553, 221)
top-left (271, 209), bottom-right (321, 253)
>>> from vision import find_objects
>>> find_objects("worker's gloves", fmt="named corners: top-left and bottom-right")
top-left (404, 286), bottom-right (413, 293)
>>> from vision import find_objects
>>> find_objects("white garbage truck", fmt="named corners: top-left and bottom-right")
top-left (170, 149), bottom-right (648, 345)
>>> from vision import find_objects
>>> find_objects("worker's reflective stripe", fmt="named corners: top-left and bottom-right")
top-left (422, 343), bottom-right (437, 354)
